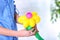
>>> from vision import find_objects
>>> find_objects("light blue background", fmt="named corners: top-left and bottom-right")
top-left (15, 0), bottom-right (60, 40)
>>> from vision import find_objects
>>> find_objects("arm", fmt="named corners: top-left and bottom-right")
top-left (0, 26), bottom-right (18, 37)
top-left (0, 26), bottom-right (36, 37)
top-left (14, 4), bottom-right (20, 23)
top-left (14, 11), bottom-right (19, 23)
top-left (14, 12), bottom-right (22, 24)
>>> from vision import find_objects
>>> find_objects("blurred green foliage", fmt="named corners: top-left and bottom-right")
top-left (51, 0), bottom-right (60, 23)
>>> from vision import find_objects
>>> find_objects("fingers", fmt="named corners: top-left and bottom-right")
top-left (31, 29), bottom-right (37, 35)
top-left (28, 29), bottom-right (37, 36)
top-left (34, 24), bottom-right (39, 32)
top-left (29, 28), bottom-right (35, 32)
top-left (36, 29), bottom-right (39, 32)
top-left (23, 28), bottom-right (38, 36)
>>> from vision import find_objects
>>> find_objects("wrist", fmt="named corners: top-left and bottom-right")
top-left (14, 31), bottom-right (24, 37)
top-left (12, 31), bottom-right (19, 37)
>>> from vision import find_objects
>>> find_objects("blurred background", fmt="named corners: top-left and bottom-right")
top-left (14, 0), bottom-right (60, 40)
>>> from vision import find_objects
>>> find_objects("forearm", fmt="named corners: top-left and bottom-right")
top-left (0, 26), bottom-right (18, 37)
top-left (0, 26), bottom-right (32, 37)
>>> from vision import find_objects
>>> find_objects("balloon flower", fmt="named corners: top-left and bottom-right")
top-left (17, 12), bottom-right (44, 40)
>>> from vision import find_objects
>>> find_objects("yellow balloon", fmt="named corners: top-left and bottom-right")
top-left (17, 16), bottom-right (27, 24)
top-left (29, 19), bottom-right (35, 27)
top-left (34, 16), bottom-right (40, 23)
top-left (18, 12), bottom-right (41, 28)
top-left (32, 12), bottom-right (37, 16)
top-left (17, 16), bottom-right (23, 24)
top-left (23, 20), bottom-right (29, 28)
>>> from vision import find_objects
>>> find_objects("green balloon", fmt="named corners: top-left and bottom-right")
top-left (26, 26), bottom-right (44, 40)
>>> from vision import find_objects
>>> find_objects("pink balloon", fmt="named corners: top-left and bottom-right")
top-left (26, 12), bottom-right (32, 19)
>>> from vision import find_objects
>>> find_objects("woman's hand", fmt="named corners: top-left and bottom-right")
top-left (16, 28), bottom-right (37, 37)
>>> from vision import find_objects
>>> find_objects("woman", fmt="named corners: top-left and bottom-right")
top-left (0, 0), bottom-right (37, 40)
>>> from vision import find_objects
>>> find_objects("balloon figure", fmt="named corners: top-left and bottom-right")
top-left (17, 12), bottom-right (44, 40)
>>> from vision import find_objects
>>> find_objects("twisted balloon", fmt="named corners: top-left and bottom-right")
top-left (17, 12), bottom-right (44, 40)
top-left (17, 12), bottom-right (41, 28)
